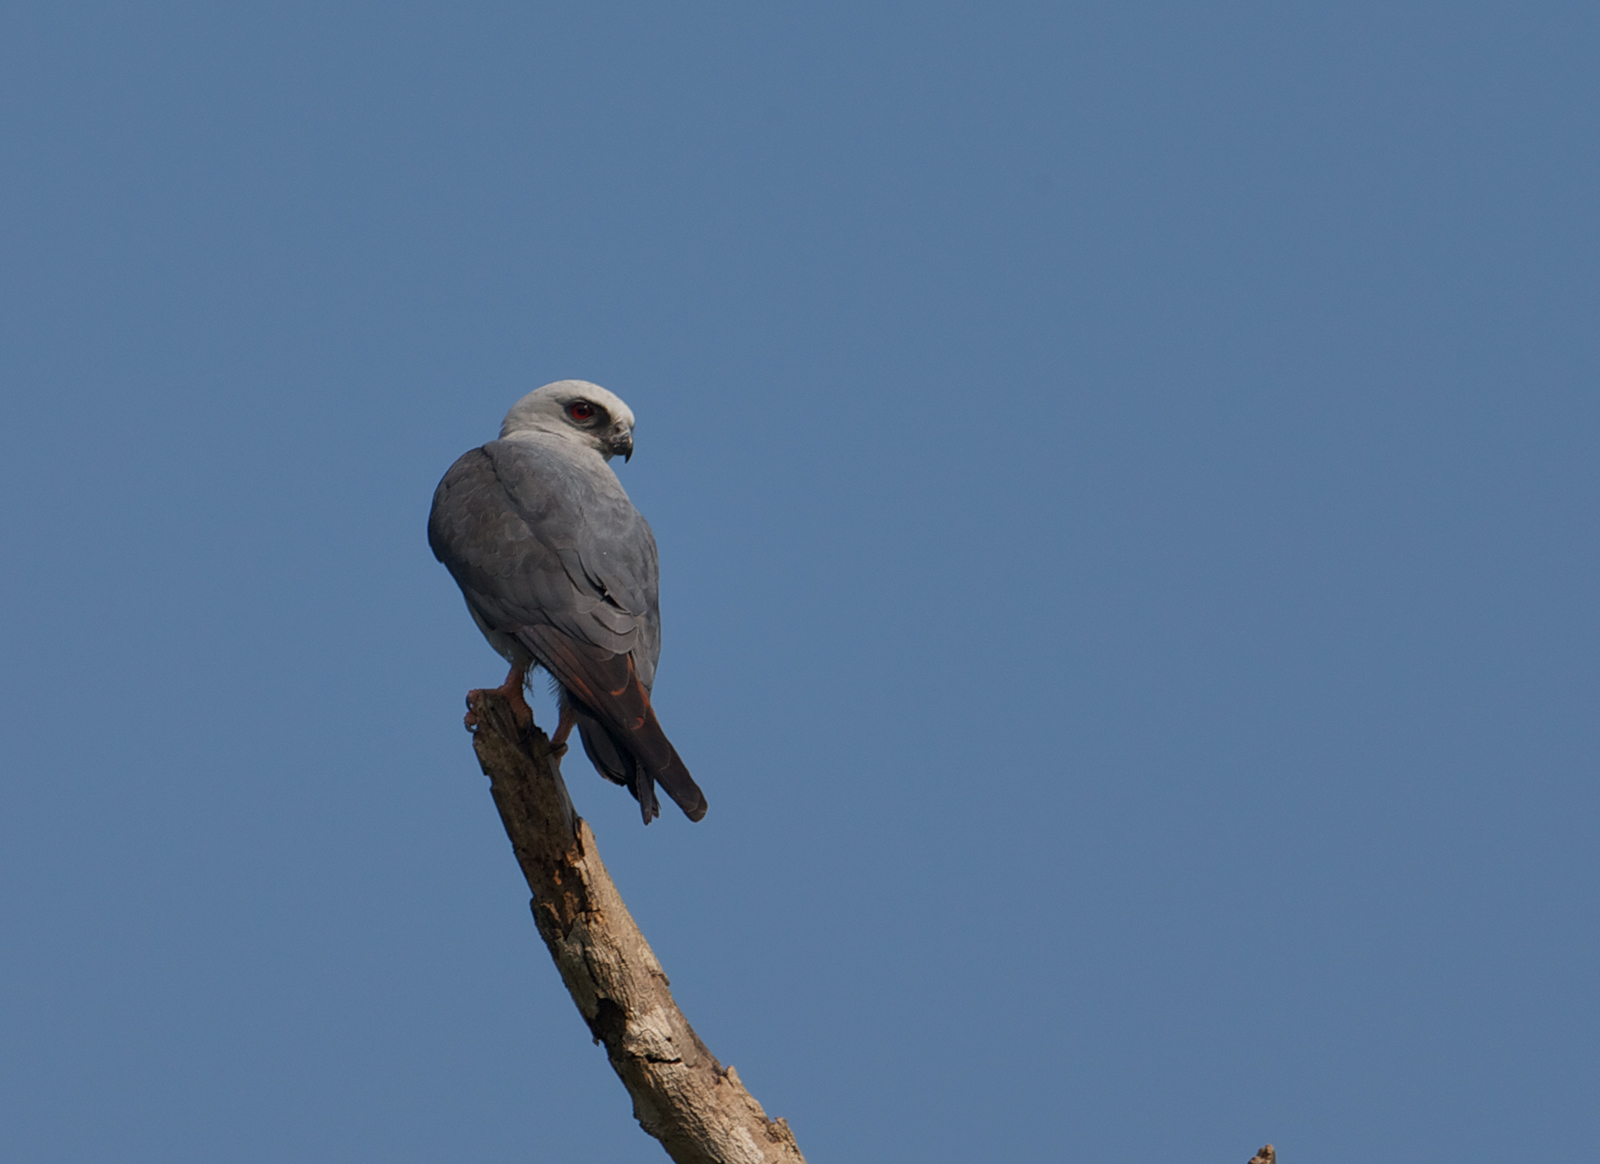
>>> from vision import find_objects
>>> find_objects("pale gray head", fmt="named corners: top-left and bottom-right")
top-left (500, 380), bottom-right (638, 462)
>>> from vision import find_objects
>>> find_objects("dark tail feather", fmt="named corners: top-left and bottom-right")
top-left (575, 713), bottom-right (701, 824)
top-left (574, 716), bottom-right (656, 820)
top-left (635, 768), bottom-right (659, 824)
top-left (525, 625), bottom-right (708, 823)
top-left (575, 714), bottom-right (630, 787)
top-left (650, 747), bottom-right (707, 822)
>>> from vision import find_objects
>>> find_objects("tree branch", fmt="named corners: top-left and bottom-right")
top-left (465, 689), bottom-right (808, 1164)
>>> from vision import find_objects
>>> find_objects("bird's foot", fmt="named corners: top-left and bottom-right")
top-left (496, 666), bottom-right (534, 727)
top-left (463, 667), bottom-right (533, 730)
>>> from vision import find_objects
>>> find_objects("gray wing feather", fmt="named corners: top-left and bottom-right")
top-left (430, 438), bottom-right (662, 686)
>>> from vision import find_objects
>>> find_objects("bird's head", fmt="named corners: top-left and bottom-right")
top-left (500, 380), bottom-right (637, 462)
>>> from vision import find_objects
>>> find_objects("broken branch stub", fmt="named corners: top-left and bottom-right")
top-left (465, 689), bottom-right (807, 1164)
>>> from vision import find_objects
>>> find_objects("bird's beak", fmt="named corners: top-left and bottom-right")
top-left (612, 430), bottom-right (634, 462)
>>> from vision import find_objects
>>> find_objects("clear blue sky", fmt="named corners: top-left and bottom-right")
top-left (2, 3), bottom-right (1595, 1161)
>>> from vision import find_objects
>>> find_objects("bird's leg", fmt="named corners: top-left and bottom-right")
top-left (496, 665), bottom-right (534, 726)
top-left (549, 702), bottom-right (577, 758)
top-left (465, 665), bottom-right (532, 729)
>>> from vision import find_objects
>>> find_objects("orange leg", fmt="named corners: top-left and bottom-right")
top-left (464, 665), bottom-right (531, 728)
top-left (550, 701), bottom-right (577, 755)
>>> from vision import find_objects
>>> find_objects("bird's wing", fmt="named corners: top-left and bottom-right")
top-left (429, 440), bottom-right (652, 657)
top-left (484, 438), bottom-right (661, 676)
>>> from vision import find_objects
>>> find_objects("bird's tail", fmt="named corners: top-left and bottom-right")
top-left (575, 712), bottom-right (705, 824)
top-left (523, 624), bottom-right (708, 823)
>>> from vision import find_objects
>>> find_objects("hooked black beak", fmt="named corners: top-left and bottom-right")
top-left (612, 430), bottom-right (634, 462)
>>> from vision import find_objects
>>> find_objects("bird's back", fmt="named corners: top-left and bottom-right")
top-left (430, 435), bottom-right (661, 680)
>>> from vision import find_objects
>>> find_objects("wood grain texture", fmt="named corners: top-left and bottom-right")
top-left (465, 689), bottom-right (807, 1164)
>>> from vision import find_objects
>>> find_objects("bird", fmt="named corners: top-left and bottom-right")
top-left (428, 380), bottom-right (707, 824)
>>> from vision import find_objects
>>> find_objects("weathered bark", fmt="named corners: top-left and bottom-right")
top-left (1248, 1145), bottom-right (1276, 1164)
top-left (465, 689), bottom-right (808, 1164)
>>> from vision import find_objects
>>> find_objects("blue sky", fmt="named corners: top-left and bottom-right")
top-left (2, 3), bottom-right (1596, 1160)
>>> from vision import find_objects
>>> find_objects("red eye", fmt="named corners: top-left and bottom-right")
top-left (568, 401), bottom-right (595, 421)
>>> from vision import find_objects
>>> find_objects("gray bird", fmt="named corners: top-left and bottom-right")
top-left (428, 380), bottom-right (707, 824)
